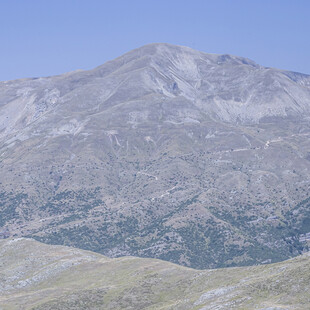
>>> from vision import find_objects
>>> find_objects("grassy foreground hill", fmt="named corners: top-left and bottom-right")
top-left (0, 238), bottom-right (309, 309)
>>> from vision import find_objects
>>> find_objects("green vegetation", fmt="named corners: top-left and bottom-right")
top-left (0, 238), bottom-right (309, 310)
top-left (1, 188), bottom-right (309, 269)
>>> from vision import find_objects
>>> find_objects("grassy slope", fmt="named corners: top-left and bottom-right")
top-left (0, 238), bottom-right (309, 309)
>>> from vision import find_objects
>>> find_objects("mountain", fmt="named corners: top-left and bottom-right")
top-left (0, 43), bottom-right (310, 268)
top-left (0, 238), bottom-right (309, 309)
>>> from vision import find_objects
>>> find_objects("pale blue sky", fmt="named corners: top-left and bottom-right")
top-left (1, 0), bottom-right (309, 81)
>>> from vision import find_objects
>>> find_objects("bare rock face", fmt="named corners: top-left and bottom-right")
top-left (0, 43), bottom-right (310, 268)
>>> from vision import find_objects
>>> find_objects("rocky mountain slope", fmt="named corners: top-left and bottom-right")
top-left (0, 238), bottom-right (309, 310)
top-left (1, 43), bottom-right (310, 268)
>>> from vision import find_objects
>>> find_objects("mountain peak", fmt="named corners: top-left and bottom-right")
top-left (88, 43), bottom-right (310, 123)
top-left (120, 43), bottom-right (260, 69)
top-left (2, 43), bottom-right (310, 127)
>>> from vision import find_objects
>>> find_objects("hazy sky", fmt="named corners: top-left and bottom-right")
top-left (1, 0), bottom-right (309, 81)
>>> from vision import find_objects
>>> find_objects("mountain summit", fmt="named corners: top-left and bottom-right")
top-left (0, 44), bottom-right (310, 268)
top-left (94, 43), bottom-right (310, 123)
top-left (2, 43), bottom-right (310, 138)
